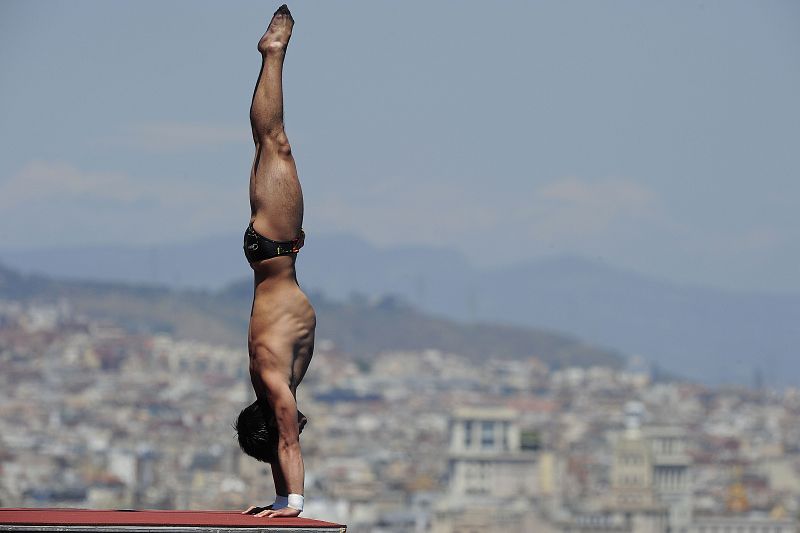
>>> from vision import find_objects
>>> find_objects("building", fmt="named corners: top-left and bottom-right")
top-left (646, 425), bottom-right (692, 531)
top-left (431, 407), bottom-right (547, 533)
top-left (446, 406), bottom-right (538, 498)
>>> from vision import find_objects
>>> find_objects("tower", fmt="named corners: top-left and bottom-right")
top-left (611, 402), bottom-right (655, 509)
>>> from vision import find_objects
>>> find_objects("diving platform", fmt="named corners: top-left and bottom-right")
top-left (0, 509), bottom-right (346, 533)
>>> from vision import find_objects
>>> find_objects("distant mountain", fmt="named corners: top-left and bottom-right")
top-left (304, 239), bottom-right (800, 386)
top-left (0, 234), bottom-right (250, 289)
top-left (3, 234), bottom-right (799, 385)
top-left (472, 257), bottom-right (800, 387)
top-left (0, 262), bottom-right (623, 371)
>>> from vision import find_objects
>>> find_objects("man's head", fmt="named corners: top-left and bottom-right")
top-left (233, 400), bottom-right (308, 463)
top-left (234, 400), bottom-right (278, 463)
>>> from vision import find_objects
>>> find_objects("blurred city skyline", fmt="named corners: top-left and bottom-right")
top-left (3, 4), bottom-right (800, 529)
top-left (1, 0), bottom-right (799, 294)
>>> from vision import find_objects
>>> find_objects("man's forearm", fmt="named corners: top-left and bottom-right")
top-left (277, 440), bottom-right (304, 497)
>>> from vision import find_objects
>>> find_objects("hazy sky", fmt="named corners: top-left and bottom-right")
top-left (1, 1), bottom-right (799, 292)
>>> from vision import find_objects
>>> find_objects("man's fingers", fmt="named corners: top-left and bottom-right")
top-left (243, 506), bottom-right (269, 515)
top-left (255, 507), bottom-right (301, 518)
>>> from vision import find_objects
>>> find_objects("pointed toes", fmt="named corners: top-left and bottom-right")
top-left (274, 4), bottom-right (292, 17)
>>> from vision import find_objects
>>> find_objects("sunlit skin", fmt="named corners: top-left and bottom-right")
top-left (240, 5), bottom-right (314, 519)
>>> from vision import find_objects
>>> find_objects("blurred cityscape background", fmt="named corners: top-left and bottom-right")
top-left (2, 1), bottom-right (800, 532)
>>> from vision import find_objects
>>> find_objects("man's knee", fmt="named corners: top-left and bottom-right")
top-left (256, 128), bottom-right (292, 157)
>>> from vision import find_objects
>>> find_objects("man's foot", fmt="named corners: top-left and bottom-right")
top-left (258, 4), bottom-right (294, 56)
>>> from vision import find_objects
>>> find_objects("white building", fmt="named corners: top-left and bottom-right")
top-left (447, 406), bottom-right (538, 498)
top-left (431, 406), bottom-right (548, 533)
top-left (608, 402), bottom-right (692, 533)
top-left (646, 425), bottom-right (692, 531)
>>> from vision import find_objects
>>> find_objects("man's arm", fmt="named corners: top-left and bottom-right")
top-left (255, 371), bottom-right (304, 518)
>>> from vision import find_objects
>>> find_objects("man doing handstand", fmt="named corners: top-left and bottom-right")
top-left (234, 4), bottom-right (314, 519)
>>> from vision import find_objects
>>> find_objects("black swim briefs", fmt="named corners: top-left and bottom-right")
top-left (243, 223), bottom-right (305, 263)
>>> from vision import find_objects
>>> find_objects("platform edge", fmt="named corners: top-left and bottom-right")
top-left (0, 526), bottom-right (343, 533)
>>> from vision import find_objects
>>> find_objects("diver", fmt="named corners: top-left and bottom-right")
top-left (234, 4), bottom-right (314, 519)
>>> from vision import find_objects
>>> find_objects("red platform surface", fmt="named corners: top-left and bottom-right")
top-left (0, 508), bottom-right (345, 532)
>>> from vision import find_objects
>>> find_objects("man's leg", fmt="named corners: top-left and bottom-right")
top-left (248, 4), bottom-right (303, 241)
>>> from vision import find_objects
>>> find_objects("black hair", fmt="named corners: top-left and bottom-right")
top-left (233, 400), bottom-right (278, 463)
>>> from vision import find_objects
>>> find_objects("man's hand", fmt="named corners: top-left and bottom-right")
top-left (254, 507), bottom-right (301, 518)
top-left (242, 505), bottom-right (273, 515)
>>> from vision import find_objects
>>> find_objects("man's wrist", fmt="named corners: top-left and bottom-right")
top-left (273, 495), bottom-right (288, 510)
top-left (287, 493), bottom-right (304, 512)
